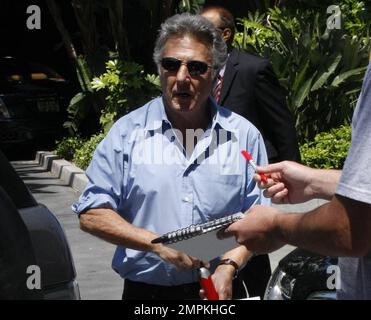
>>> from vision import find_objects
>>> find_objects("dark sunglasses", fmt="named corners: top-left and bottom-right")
top-left (161, 57), bottom-right (212, 76)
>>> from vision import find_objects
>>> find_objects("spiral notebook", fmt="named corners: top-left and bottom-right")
top-left (152, 212), bottom-right (244, 262)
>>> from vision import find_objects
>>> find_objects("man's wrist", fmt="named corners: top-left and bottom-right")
top-left (310, 168), bottom-right (326, 199)
top-left (150, 242), bottom-right (164, 255)
top-left (310, 169), bottom-right (340, 200)
top-left (217, 258), bottom-right (239, 278)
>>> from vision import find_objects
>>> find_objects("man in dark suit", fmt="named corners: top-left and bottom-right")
top-left (201, 6), bottom-right (300, 299)
top-left (201, 6), bottom-right (300, 163)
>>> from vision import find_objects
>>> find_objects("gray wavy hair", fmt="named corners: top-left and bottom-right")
top-left (153, 13), bottom-right (227, 77)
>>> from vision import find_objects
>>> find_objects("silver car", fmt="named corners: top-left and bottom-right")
top-left (0, 149), bottom-right (80, 299)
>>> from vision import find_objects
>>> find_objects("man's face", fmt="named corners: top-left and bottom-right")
top-left (159, 35), bottom-right (213, 116)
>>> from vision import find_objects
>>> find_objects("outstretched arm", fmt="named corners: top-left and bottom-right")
top-left (222, 195), bottom-right (371, 257)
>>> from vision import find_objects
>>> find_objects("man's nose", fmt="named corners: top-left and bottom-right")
top-left (176, 63), bottom-right (191, 83)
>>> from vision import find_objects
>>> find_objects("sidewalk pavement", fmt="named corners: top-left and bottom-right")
top-left (13, 151), bottom-right (327, 299)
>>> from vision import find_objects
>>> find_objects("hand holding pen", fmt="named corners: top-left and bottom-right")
top-left (244, 160), bottom-right (321, 204)
top-left (241, 150), bottom-right (268, 183)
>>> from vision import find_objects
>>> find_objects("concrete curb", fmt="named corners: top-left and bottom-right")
top-left (36, 151), bottom-right (88, 193)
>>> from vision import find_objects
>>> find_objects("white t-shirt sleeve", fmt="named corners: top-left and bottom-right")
top-left (336, 64), bottom-right (371, 205)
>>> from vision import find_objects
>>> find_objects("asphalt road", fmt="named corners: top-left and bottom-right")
top-left (12, 158), bottom-right (327, 300)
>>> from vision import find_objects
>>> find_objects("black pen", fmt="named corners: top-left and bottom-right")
top-left (151, 235), bottom-right (170, 244)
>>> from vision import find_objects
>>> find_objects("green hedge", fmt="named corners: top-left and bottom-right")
top-left (54, 136), bottom-right (85, 161)
top-left (300, 125), bottom-right (351, 169)
top-left (72, 132), bottom-right (106, 170)
top-left (54, 133), bottom-right (105, 170)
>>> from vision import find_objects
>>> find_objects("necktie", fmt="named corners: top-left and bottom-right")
top-left (212, 74), bottom-right (223, 104)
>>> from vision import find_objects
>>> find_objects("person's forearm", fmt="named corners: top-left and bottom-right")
top-left (310, 169), bottom-right (341, 200)
top-left (79, 208), bottom-right (162, 253)
top-left (274, 195), bottom-right (371, 256)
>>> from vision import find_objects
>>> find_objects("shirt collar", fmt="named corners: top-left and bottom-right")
top-left (209, 97), bottom-right (235, 133)
top-left (144, 97), bottom-right (171, 131)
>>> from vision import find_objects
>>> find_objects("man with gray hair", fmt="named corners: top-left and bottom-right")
top-left (73, 13), bottom-right (269, 300)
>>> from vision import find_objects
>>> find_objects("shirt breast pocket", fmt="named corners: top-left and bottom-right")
top-left (193, 174), bottom-right (244, 220)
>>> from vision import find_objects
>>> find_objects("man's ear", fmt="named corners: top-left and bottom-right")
top-left (221, 28), bottom-right (232, 42)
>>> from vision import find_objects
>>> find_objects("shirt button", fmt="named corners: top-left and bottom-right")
top-left (182, 195), bottom-right (192, 203)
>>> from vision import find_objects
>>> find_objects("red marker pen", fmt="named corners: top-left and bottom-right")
top-left (199, 267), bottom-right (219, 300)
top-left (241, 150), bottom-right (268, 183)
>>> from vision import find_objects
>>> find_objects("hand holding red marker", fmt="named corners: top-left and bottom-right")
top-left (241, 150), bottom-right (268, 183)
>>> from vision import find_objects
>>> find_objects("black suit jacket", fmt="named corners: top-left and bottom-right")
top-left (219, 49), bottom-right (300, 162)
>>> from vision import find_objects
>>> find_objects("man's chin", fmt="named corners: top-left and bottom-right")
top-left (172, 100), bottom-right (194, 112)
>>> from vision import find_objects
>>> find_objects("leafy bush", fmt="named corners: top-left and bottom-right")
top-left (300, 125), bottom-right (351, 169)
top-left (64, 57), bottom-right (161, 138)
top-left (235, 6), bottom-right (369, 142)
top-left (91, 59), bottom-right (160, 132)
top-left (72, 132), bottom-right (106, 170)
top-left (56, 58), bottom-right (160, 170)
top-left (234, 11), bottom-right (279, 54)
top-left (340, 0), bottom-right (371, 40)
top-left (54, 136), bottom-right (85, 161)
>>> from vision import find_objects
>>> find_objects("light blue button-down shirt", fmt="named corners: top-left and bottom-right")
top-left (72, 96), bottom-right (270, 286)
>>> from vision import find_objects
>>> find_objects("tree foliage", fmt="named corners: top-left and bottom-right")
top-left (235, 4), bottom-right (370, 141)
top-left (91, 59), bottom-right (160, 132)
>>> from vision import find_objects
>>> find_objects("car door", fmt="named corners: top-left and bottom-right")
top-left (0, 185), bottom-right (44, 299)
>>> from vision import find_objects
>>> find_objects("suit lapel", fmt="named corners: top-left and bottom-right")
top-left (220, 49), bottom-right (239, 105)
